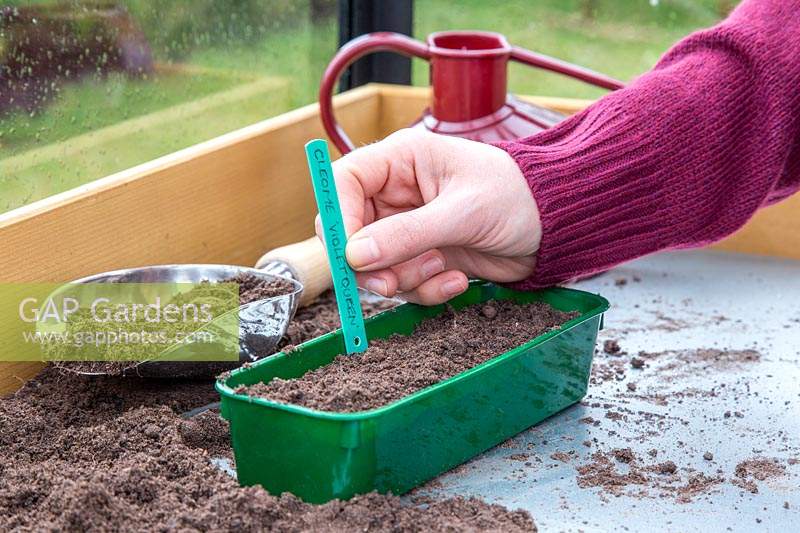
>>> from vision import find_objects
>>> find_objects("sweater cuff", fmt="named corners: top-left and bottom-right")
top-left (492, 101), bottom-right (655, 289)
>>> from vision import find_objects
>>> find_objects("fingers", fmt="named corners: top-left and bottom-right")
top-left (439, 247), bottom-right (536, 283)
top-left (329, 135), bottom-right (409, 237)
top-left (392, 250), bottom-right (447, 291)
top-left (356, 271), bottom-right (394, 297)
top-left (346, 196), bottom-right (463, 272)
top-left (320, 129), bottom-right (462, 274)
top-left (315, 129), bottom-right (425, 250)
top-left (355, 250), bottom-right (447, 298)
top-left (399, 270), bottom-right (469, 306)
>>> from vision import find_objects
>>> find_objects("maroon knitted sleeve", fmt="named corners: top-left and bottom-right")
top-left (494, 0), bottom-right (800, 289)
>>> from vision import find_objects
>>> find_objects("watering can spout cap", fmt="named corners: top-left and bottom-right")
top-left (427, 30), bottom-right (512, 56)
top-left (427, 31), bottom-right (511, 122)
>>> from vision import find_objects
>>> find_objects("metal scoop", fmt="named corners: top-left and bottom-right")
top-left (53, 238), bottom-right (332, 378)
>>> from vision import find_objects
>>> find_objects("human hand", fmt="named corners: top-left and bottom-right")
top-left (316, 129), bottom-right (541, 305)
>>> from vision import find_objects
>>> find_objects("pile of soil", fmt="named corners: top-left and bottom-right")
top-left (0, 400), bottom-right (534, 531)
top-left (0, 290), bottom-right (537, 531)
top-left (58, 273), bottom-right (296, 376)
top-left (243, 300), bottom-right (577, 412)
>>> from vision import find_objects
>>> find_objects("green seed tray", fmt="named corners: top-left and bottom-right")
top-left (216, 281), bottom-right (609, 503)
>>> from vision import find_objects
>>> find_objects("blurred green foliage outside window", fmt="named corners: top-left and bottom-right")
top-left (0, 0), bottom-right (336, 213)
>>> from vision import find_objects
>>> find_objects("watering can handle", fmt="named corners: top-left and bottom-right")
top-left (320, 32), bottom-right (625, 155)
top-left (320, 32), bottom-right (431, 154)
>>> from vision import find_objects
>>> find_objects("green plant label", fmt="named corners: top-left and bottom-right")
top-left (305, 139), bottom-right (367, 354)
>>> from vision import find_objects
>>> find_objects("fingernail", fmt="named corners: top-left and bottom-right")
top-left (346, 236), bottom-right (380, 268)
top-left (364, 277), bottom-right (388, 296)
top-left (442, 279), bottom-right (465, 297)
top-left (421, 257), bottom-right (444, 278)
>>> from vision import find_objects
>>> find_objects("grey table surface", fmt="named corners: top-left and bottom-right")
top-left (416, 249), bottom-right (800, 532)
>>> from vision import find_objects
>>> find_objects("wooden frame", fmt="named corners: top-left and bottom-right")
top-left (1, 83), bottom-right (797, 394)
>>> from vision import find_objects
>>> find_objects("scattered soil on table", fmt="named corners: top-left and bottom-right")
top-left (611, 448), bottom-right (636, 463)
top-left (2, 290), bottom-right (537, 531)
top-left (58, 273), bottom-right (296, 376)
top-left (646, 311), bottom-right (692, 332)
top-left (603, 339), bottom-right (622, 355)
top-left (589, 357), bottom-right (628, 385)
top-left (654, 461), bottom-right (677, 474)
top-left (589, 347), bottom-right (761, 392)
top-left (575, 333), bottom-right (800, 510)
top-left (638, 348), bottom-right (761, 379)
top-left (242, 300), bottom-right (577, 412)
top-left (576, 450), bottom-right (648, 495)
top-left (576, 449), bottom-right (724, 503)
top-left (550, 451), bottom-right (575, 463)
top-left (731, 457), bottom-right (787, 494)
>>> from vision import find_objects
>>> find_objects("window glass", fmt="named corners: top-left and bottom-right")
top-left (414, 0), bottom-right (726, 99)
top-left (0, 1), bottom-right (336, 213)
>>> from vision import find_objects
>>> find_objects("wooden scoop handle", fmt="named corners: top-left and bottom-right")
top-left (256, 236), bottom-right (332, 307)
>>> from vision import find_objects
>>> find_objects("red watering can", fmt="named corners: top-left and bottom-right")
top-left (320, 31), bottom-right (624, 154)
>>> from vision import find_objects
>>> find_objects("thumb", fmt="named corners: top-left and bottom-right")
top-left (345, 196), bottom-right (464, 271)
